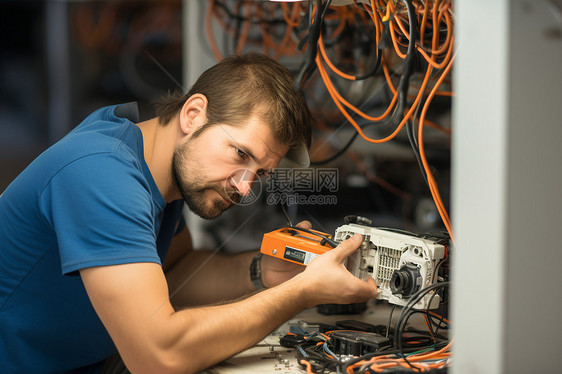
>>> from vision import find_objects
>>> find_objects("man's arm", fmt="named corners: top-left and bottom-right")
top-left (80, 234), bottom-right (377, 374)
top-left (163, 226), bottom-right (257, 307)
top-left (165, 246), bottom-right (257, 307)
top-left (164, 221), bottom-right (312, 307)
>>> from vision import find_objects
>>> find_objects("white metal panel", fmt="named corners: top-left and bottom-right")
top-left (452, 0), bottom-right (562, 373)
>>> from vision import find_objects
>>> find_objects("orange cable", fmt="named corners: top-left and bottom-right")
top-left (416, 18), bottom-right (453, 68)
top-left (391, 5), bottom-right (453, 68)
top-left (348, 151), bottom-right (413, 200)
top-left (318, 34), bottom-right (357, 81)
top-left (316, 50), bottom-right (434, 144)
top-left (300, 359), bottom-right (315, 374)
top-left (73, 3), bottom-right (116, 50)
top-left (416, 117), bottom-right (452, 135)
top-left (233, 2), bottom-right (252, 55)
top-left (362, 0), bottom-right (382, 44)
top-left (315, 0), bottom-right (455, 239)
top-left (389, 20), bottom-right (408, 59)
top-left (318, 37), bottom-right (399, 122)
top-left (419, 0), bottom-right (430, 48)
top-left (418, 54), bottom-right (455, 244)
top-left (205, 0), bottom-right (223, 60)
top-left (273, 3), bottom-right (300, 58)
top-left (281, 2), bottom-right (302, 27)
top-left (427, 310), bottom-right (451, 324)
top-left (431, 0), bottom-right (441, 51)
top-left (424, 313), bottom-right (438, 343)
top-left (382, 58), bottom-right (398, 95)
top-left (343, 308), bottom-right (452, 373)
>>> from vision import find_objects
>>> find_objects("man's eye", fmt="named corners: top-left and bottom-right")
top-left (235, 148), bottom-right (247, 160)
top-left (257, 169), bottom-right (272, 177)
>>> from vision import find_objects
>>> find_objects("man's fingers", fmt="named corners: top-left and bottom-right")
top-left (365, 276), bottom-right (379, 297)
top-left (295, 220), bottom-right (312, 229)
top-left (331, 233), bottom-right (363, 262)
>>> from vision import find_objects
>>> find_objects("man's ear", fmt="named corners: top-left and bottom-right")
top-left (179, 94), bottom-right (208, 136)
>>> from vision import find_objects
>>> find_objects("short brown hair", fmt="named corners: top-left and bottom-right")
top-left (155, 52), bottom-right (311, 149)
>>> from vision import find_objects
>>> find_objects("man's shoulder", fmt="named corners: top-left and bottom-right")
top-left (5, 104), bottom-right (145, 201)
top-left (42, 104), bottom-right (144, 174)
top-left (67, 103), bottom-right (142, 155)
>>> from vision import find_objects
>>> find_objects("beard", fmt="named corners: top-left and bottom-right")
top-left (171, 140), bottom-right (241, 220)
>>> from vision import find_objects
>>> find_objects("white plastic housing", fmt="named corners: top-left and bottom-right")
top-left (334, 224), bottom-right (446, 310)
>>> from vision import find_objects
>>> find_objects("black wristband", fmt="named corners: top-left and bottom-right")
top-left (250, 253), bottom-right (266, 290)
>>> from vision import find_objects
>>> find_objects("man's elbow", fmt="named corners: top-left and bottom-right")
top-left (123, 349), bottom-right (202, 374)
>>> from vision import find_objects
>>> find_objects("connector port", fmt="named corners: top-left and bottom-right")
top-left (390, 263), bottom-right (421, 297)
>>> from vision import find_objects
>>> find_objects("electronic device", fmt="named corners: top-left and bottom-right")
top-left (330, 330), bottom-right (391, 356)
top-left (334, 223), bottom-right (447, 310)
top-left (260, 222), bottom-right (448, 310)
top-left (260, 227), bottom-right (335, 266)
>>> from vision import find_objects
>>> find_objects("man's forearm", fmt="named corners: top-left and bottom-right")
top-left (84, 234), bottom-right (377, 374)
top-left (82, 262), bottom-right (309, 374)
top-left (165, 249), bottom-right (257, 307)
top-left (163, 275), bottom-right (308, 373)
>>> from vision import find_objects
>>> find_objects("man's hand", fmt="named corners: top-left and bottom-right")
top-left (293, 233), bottom-right (378, 308)
top-left (260, 220), bottom-right (311, 288)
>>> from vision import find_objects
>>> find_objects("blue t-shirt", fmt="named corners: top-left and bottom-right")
top-left (0, 103), bottom-right (185, 373)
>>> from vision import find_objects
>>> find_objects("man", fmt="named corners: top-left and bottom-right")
top-left (0, 53), bottom-right (377, 373)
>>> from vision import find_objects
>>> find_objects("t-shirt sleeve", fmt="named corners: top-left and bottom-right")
top-left (40, 152), bottom-right (162, 275)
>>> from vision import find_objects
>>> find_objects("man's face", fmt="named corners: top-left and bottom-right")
top-left (171, 115), bottom-right (289, 219)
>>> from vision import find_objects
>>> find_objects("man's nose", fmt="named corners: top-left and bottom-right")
top-left (230, 169), bottom-right (257, 196)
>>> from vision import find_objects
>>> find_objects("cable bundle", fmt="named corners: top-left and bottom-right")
top-left (206, 0), bottom-right (309, 60)
top-left (204, 1), bottom-right (455, 241)
top-left (295, 283), bottom-right (451, 374)
top-left (205, 7), bottom-right (456, 372)
top-left (314, 1), bottom-right (455, 242)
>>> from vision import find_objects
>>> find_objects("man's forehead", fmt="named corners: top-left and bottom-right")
top-left (216, 120), bottom-right (288, 162)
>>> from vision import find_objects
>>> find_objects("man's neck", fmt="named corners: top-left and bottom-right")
top-left (136, 117), bottom-right (181, 203)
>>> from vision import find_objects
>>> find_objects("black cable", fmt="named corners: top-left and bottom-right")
top-left (320, 31), bottom-right (382, 81)
top-left (320, 19), bottom-right (349, 48)
top-left (394, 282), bottom-right (451, 370)
top-left (422, 283), bottom-right (450, 340)
top-left (297, 341), bottom-right (341, 373)
top-left (359, 0), bottom-right (418, 131)
top-left (376, 226), bottom-right (418, 236)
top-left (417, 231), bottom-right (451, 245)
top-left (316, 0), bottom-right (418, 159)
top-left (320, 14), bottom-right (382, 81)
top-left (213, 0), bottom-right (287, 26)
top-left (396, 293), bottom-right (436, 347)
top-left (294, 0), bottom-right (331, 90)
top-left (280, 202), bottom-right (293, 227)
top-left (355, 50), bottom-right (382, 81)
top-left (287, 227), bottom-right (338, 248)
top-left (231, 3), bottom-right (243, 55)
top-left (428, 313), bottom-right (449, 337)
top-left (269, 167), bottom-right (294, 228)
top-left (409, 311), bottom-right (450, 341)
top-left (355, 8), bottom-right (383, 81)
top-left (319, 0), bottom-right (333, 21)
top-left (386, 304), bottom-right (397, 339)
top-left (341, 348), bottom-right (407, 374)
top-left (401, 310), bottom-right (450, 342)
top-left (271, 176), bottom-right (336, 247)
top-left (406, 117), bottom-right (429, 187)
top-left (308, 73), bottom-right (397, 166)
top-left (299, 332), bottom-right (441, 374)
top-left (310, 131), bottom-right (359, 166)
top-left (407, 64), bottom-right (451, 195)
top-left (390, 0), bottom-right (417, 119)
top-left (222, 8), bottom-right (233, 56)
